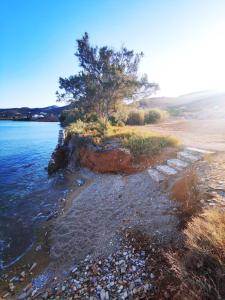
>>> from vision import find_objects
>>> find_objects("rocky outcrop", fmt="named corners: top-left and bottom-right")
top-left (48, 134), bottom-right (178, 175)
top-left (79, 144), bottom-right (133, 173)
top-left (48, 145), bottom-right (69, 174)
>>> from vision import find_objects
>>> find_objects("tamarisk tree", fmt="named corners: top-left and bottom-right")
top-left (57, 32), bottom-right (158, 119)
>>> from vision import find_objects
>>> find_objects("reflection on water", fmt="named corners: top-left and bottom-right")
top-left (0, 121), bottom-right (76, 269)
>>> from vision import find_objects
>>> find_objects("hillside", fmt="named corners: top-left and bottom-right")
top-left (139, 90), bottom-right (225, 119)
top-left (0, 105), bottom-right (70, 121)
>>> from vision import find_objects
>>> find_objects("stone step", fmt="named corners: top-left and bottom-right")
top-left (177, 151), bottom-right (200, 163)
top-left (167, 158), bottom-right (189, 171)
top-left (185, 147), bottom-right (214, 156)
top-left (156, 165), bottom-right (178, 176)
top-left (148, 169), bottom-right (165, 182)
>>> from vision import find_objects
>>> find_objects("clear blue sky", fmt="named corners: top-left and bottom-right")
top-left (1, 0), bottom-right (225, 108)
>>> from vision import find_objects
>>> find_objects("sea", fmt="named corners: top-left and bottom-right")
top-left (0, 120), bottom-right (72, 269)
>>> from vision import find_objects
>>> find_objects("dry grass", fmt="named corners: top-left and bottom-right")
top-left (167, 208), bottom-right (225, 299)
top-left (170, 168), bottom-right (202, 226)
top-left (185, 208), bottom-right (225, 264)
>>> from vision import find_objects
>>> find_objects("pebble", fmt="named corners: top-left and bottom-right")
top-left (16, 242), bottom-right (154, 300)
top-left (150, 273), bottom-right (155, 279)
top-left (29, 262), bottom-right (37, 272)
top-left (18, 292), bottom-right (27, 300)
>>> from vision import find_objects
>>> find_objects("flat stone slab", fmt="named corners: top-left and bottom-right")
top-left (177, 151), bottom-right (200, 163)
top-left (156, 165), bottom-right (178, 176)
top-left (167, 159), bottom-right (189, 170)
top-left (147, 169), bottom-right (165, 182)
top-left (186, 147), bottom-right (215, 156)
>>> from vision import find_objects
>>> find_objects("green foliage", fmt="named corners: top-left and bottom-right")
top-left (66, 121), bottom-right (179, 157)
top-left (126, 108), bottom-right (168, 125)
top-left (126, 110), bottom-right (145, 125)
top-left (57, 32), bottom-right (158, 120)
top-left (59, 108), bottom-right (85, 126)
top-left (144, 109), bottom-right (168, 124)
top-left (122, 134), bottom-right (178, 157)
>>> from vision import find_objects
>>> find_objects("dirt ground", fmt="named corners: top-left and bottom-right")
top-left (50, 168), bottom-right (180, 271)
top-left (139, 118), bottom-right (225, 151)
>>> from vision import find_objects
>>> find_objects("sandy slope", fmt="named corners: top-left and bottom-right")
top-left (50, 169), bottom-right (179, 269)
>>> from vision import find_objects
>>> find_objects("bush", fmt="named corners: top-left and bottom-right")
top-left (126, 110), bottom-right (145, 125)
top-left (105, 126), bottom-right (179, 157)
top-left (123, 134), bottom-right (178, 157)
top-left (144, 109), bottom-right (168, 124)
top-left (60, 109), bottom-right (85, 126)
top-left (66, 121), bottom-right (179, 157)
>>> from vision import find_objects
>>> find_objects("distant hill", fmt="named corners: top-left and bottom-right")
top-left (0, 105), bottom-right (70, 117)
top-left (138, 91), bottom-right (225, 119)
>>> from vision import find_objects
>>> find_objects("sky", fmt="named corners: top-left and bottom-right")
top-left (1, 0), bottom-right (225, 108)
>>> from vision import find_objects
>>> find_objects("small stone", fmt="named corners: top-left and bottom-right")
top-left (164, 291), bottom-right (170, 298)
top-left (150, 273), bottom-right (155, 279)
top-left (100, 289), bottom-right (106, 300)
top-left (29, 262), bottom-right (37, 272)
top-left (42, 291), bottom-right (49, 299)
top-left (23, 283), bottom-right (32, 292)
top-left (132, 266), bottom-right (136, 272)
top-left (3, 292), bottom-right (10, 298)
top-left (20, 271), bottom-right (26, 278)
top-left (8, 283), bottom-right (15, 292)
top-left (18, 292), bottom-right (27, 300)
top-left (31, 288), bottom-right (38, 297)
top-left (123, 291), bottom-right (128, 299)
top-left (35, 245), bottom-right (42, 251)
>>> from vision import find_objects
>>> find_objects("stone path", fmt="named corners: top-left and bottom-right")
top-left (148, 147), bottom-right (214, 183)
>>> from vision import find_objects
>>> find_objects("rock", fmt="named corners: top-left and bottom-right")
top-left (35, 245), bottom-right (42, 251)
top-left (164, 291), bottom-right (170, 298)
top-left (8, 282), bottom-right (15, 292)
top-left (177, 151), bottom-right (200, 163)
top-left (167, 158), bottom-right (189, 170)
top-left (29, 262), bottom-right (37, 272)
top-left (100, 289), bottom-right (107, 300)
top-left (42, 291), bottom-right (49, 299)
top-left (150, 273), bottom-right (155, 279)
top-left (121, 291), bottom-right (128, 299)
top-left (48, 146), bottom-right (69, 174)
top-left (31, 288), bottom-right (38, 297)
top-left (2, 292), bottom-right (10, 298)
top-left (18, 292), bottom-right (27, 299)
top-left (76, 178), bottom-right (85, 186)
top-left (148, 169), bottom-right (165, 183)
top-left (156, 165), bottom-right (177, 176)
top-left (20, 271), bottom-right (26, 278)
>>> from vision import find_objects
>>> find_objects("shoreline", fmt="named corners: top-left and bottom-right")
top-left (0, 169), bottom-right (92, 299)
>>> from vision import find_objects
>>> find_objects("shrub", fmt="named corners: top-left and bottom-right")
top-left (105, 126), bottom-right (179, 157)
top-left (126, 110), bottom-right (145, 125)
top-left (122, 134), bottom-right (178, 157)
top-left (144, 109), bottom-right (168, 124)
top-left (60, 109), bottom-right (85, 126)
top-left (67, 122), bottom-right (179, 157)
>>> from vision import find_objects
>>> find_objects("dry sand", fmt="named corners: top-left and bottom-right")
top-left (50, 169), bottom-right (179, 270)
top-left (140, 118), bottom-right (225, 151)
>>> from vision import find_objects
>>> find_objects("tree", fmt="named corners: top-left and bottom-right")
top-left (56, 32), bottom-right (159, 120)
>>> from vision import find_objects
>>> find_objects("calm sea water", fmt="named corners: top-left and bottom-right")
top-left (0, 121), bottom-right (69, 269)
